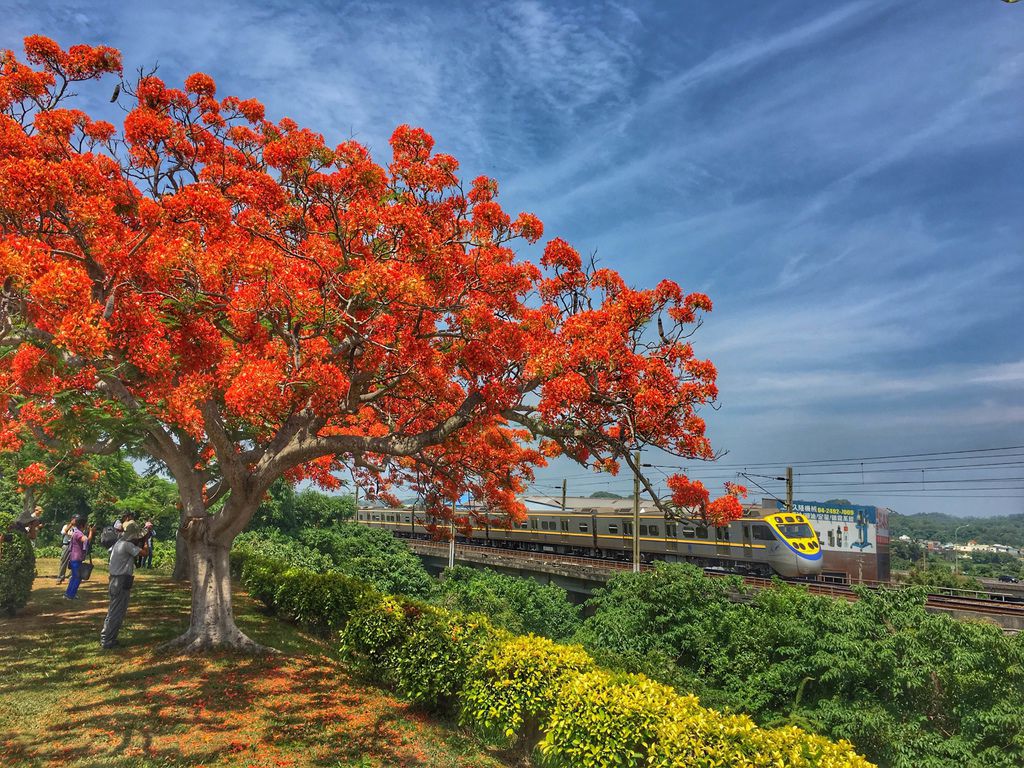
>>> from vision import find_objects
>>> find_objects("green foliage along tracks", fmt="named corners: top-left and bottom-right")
top-left (574, 562), bottom-right (1024, 768)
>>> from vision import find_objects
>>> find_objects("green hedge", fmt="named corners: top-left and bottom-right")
top-left (240, 555), bottom-right (874, 767)
top-left (231, 529), bottom-right (332, 575)
top-left (274, 568), bottom-right (371, 633)
top-left (0, 514), bottom-right (36, 616)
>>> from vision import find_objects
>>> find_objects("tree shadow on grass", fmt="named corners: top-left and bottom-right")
top-left (0, 567), bottom-right (507, 768)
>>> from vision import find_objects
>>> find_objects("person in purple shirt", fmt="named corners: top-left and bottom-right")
top-left (64, 516), bottom-right (95, 600)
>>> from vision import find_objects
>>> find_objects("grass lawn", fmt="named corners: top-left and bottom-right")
top-left (0, 558), bottom-right (511, 768)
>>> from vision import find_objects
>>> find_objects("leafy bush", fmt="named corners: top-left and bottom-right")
top-left (577, 564), bottom-right (1024, 768)
top-left (273, 567), bottom-right (372, 633)
top-left (902, 563), bottom-right (981, 591)
top-left (434, 565), bottom-right (581, 640)
top-left (299, 524), bottom-right (433, 597)
top-left (244, 556), bottom-right (872, 767)
top-left (33, 544), bottom-right (63, 559)
top-left (146, 539), bottom-right (176, 571)
top-left (539, 669), bottom-right (873, 768)
top-left (0, 514), bottom-right (36, 616)
top-left (390, 605), bottom-right (498, 711)
top-left (239, 555), bottom-right (290, 609)
top-left (574, 561), bottom-right (738, 691)
top-left (231, 529), bottom-right (332, 575)
top-left (461, 634), bottom-right (594, 749)
top-left (537, 670), bottom-right (684, 767)
top-left (339, 594), bottom-right (410, 681)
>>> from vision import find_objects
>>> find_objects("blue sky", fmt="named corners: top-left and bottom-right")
top-left (3, 0), bottom-right (1022, 516)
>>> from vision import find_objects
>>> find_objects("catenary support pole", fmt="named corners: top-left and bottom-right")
top-left (449, 498), bottom-right (456, 569)
top-left (633, 450), bottom-right (641, 573)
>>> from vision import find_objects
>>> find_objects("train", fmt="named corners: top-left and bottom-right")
top-left (356, 503), bottom-right (823, 579)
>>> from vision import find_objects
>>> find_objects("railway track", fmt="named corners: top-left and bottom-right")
top-left (404, 536), bottom-right (1024, 621)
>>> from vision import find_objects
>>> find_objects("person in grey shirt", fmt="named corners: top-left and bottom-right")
top-left (100, 520), bottom-right (149, 650)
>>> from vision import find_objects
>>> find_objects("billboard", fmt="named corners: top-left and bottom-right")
top-left (764, 498), bottom-right (891, 581)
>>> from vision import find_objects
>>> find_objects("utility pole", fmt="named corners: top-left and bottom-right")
top-left (633, 450), bottom-right (641, 573)
top-left (561, 478), bottom-right (567, 513)
top-left (786, 466), bottom-right (793, 512)
top-left (448, 498), bottom-right (456, 569)
top-left (954, 524), bottom-right (968, 576)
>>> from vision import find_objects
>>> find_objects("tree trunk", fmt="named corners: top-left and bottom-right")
top-left (163, 520), bottom-right (266, 653)
top-left (170, 509), bottom-right (189, 582)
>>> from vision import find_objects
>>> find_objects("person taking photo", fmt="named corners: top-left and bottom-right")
top-left (64, 516), bottom-right (94, 600)
top-left (100, 520), bottom-right (149, 650)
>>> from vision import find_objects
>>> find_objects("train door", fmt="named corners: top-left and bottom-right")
top-left (716, 525), bottom-right (731, 558)
top-left (742, 523), bottom-right (753, 560)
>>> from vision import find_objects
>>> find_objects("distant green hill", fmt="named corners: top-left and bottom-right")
top-left (889, 511), bottom-right (1024, 549)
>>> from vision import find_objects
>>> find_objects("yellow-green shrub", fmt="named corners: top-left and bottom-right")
top-left (537, 670), bottom-right (680, 767)
top-left (537, 668), bottom-right (875, 768)
top-left (339, 594), bottom-right (409, 681)
top-left (461, 634), bottom-right (594, 749)
top-left (391, 607), bottom-right (499, 711)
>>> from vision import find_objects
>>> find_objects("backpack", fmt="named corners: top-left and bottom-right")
top-left (99, 525), bottom-right (119, 549)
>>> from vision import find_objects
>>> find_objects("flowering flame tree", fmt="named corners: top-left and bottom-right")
top-left (0, 37), bottom-right (742, 651)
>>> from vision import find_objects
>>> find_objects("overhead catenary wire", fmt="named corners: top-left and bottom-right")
top-left (530, 445), bottom-right (1024, 506)
top-left (643, 445), bottom-right (1024, 470)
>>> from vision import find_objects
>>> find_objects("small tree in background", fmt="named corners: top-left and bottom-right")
top-left (0, 37), bottom-right (740, 651)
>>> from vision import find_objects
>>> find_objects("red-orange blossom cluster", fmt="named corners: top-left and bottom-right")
top-left (0, 37), bottom-right (744, 530)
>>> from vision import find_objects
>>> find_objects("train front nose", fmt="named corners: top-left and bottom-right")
top-left (797, 553), bottom-right (822, 576)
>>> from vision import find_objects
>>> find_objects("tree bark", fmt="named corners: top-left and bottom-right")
top-left (162, 516), bottom-right (267, 653)
top-left (170, 506), bottom-right (189, 582)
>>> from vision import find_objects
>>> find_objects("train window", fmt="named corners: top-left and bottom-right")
top-left (520, 521), bottom-right (528, 529)
top-left (579, 522), bottom-right (589, 533)
top-left (623, 521), bottom-right (633, 535)
top-left (696, 526), bottom-right (708, 539)
top-left (667, 524), bottom-right (678, 537)
top-left (717, 526), bottom-right (730, 540)
top-left (560, 520), bottom-right (569, 532)
top-left (608, 524), bottom-right (619, 535)
top-left (778, 523), bottom-right (814, 538)
top-left (404, 515), bottom-right (411, 523)
top-left (681, 527), bottom-right (695, 537)
top-left (752, 525), bottom-right (774, 541)
top-left (649, 525), bottom-right (659, 536)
